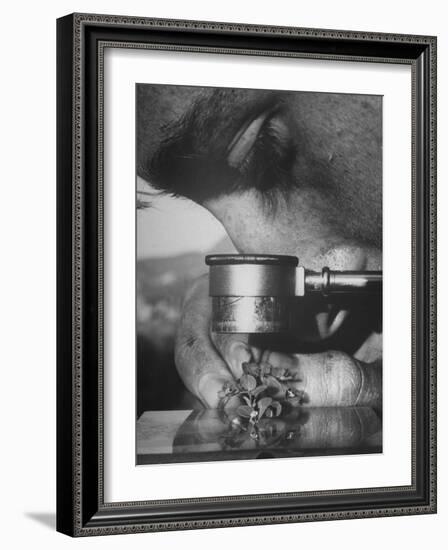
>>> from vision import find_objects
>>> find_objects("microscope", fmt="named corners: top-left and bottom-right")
top-left (206, 254), bottom-right (382, 333)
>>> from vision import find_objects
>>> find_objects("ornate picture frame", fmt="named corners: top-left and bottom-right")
top-left (56, 13), bottom-right (437, 536)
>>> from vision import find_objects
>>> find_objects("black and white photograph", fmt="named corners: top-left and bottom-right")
top-left (53, 8), bottom-right (437, 539)
top-left (135, 84), bottom-right (383, 464)
top-left (1, 0), bottom-right (443, 543)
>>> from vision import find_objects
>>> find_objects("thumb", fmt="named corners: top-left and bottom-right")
top-left (211, 332), bottom-right (252, 379)
top-left (175, 274), bottom-right (238, 408)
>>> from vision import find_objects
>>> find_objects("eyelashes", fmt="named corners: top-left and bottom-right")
top-left (235, 112), bottom-right (297, 196)
top-left (143, 99), bottom-right (297, 206)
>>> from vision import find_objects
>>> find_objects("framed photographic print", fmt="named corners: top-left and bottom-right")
top-left (56, 13), bottom-right (437, 536)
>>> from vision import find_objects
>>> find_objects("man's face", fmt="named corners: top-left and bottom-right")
top-left (137, 86), bottom-right (382, 357)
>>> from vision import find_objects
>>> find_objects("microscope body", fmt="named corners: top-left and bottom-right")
top-left (206, 254), bottom-right (382, 333)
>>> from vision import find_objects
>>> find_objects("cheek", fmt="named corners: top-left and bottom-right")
top-left (203, 194), bottom-right (331, 271)
top-left (212, 204), bottom-right (301, 257)
top-left (222, 214), bottom-right (276, 253)
top-left (205, 190), bottom-right (327, 257)
top-left (204, 190), bottom-right (381, 271)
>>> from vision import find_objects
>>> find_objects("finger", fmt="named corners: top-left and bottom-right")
top-left (250, 346), bottom-right (263, 363)
top-left (265, 349), bottom-right (361, 406)
top-left (289, 352), bottom-right (380, 407)
top-left (259, 349), bottom-right (298, 371)
top-left (255, 348), bottom-right (381, 408)
top-left (211, 333), bottom-right (252, 379)
top-left (197, 373), bottom-right (240, 409)
top-left (175, 275), bottom-right (237, 408)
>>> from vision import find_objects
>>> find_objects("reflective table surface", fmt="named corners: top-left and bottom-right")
top-left (137, 406), bottom-right (382, 465)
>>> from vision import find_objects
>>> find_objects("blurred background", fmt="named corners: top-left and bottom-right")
top-left (136, 176), bottom-right (234, 415)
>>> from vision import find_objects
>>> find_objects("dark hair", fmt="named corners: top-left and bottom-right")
top-left (137, 92), bottom-right (296, 206)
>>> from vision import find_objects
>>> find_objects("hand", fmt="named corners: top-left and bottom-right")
top-left (175, 274), bottom-right (250, 408)
top-left (175, 275), bottom-right (382, 409)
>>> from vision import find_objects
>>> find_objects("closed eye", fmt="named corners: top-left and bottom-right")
top-left (228, 108), bottom-right (297, 195)
top-left (227, 109), bottom-right (275, 169)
